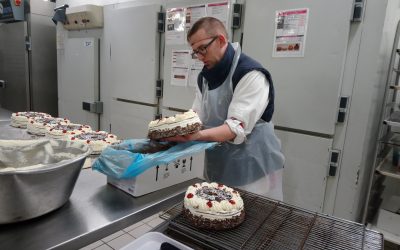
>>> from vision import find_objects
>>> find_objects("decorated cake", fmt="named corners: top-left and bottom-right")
top-left (70, 131), bottom-right (119, 154)
top-left (27, 117), bottom-right (70, 136)
top-left (11, 112), bottom-right (51, 128)
top-left (148, 109), bottom-right (202, 140)
top-left (183, 182), bottom-right (245, 230)
top-left (45, 123), bottom-right (92, 140)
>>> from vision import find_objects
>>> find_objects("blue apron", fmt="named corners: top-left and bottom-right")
top-left (200, 43), bottom-right (285, 192)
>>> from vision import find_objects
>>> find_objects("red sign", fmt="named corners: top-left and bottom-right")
top-left (15, 0), bottom-right (21, 6)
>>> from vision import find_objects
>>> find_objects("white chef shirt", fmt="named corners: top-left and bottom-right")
top-left (192, 70), bottom-right (270, 144)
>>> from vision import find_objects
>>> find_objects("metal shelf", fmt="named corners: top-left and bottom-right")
top-left (390, 85), bottom-right (400, 90)
top-left (368, 223), bottom-right (400, 245)
top-left (384, 102), bottom-right (399, 108)
top-left (379, 132), bottom-right (400, 147)
top-left (384, 111), bottom-right (400, 127)
top-left (375, 150), bottom-right (400, 180)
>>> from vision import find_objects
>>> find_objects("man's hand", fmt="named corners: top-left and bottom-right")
top-left (161, 124), bottom-right (236, 143)
top-left (161, 131), bottom-right (201, 142)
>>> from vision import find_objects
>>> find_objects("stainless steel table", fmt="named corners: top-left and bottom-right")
top-left (0, 118), bottom-right (198, 249)
top-left (0, 120), bottom-right (37, 140)
top-left (0, 169), bottom-right (197, 250)
top-left (0, 107), bottom-right (12, 121)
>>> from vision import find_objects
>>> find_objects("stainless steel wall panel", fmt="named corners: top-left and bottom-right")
top-left (242, 0), bottom-right (353, 136)
top-left (276, 130), bottom-right (332, 212)
top-left (29, 0), bottom-right (55, 16)
top-left (107, 4), bottom-right (160, 105)
top-left (0, 21), bottom-right (29, 112)
top-left (30, 14), bottom-right (58, 116)
top-left (109, 99), bottom-right (157, 139)
top-left (58, 37), bottom-right (99, 128)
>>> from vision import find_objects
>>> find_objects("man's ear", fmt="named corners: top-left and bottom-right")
top-left (218, 34), bottom-right (228, 47)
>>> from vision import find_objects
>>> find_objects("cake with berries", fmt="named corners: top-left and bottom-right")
top-left (27, 117), bottom-right (70, 136)
top-left (70, 131), bottom-right (119, 154)
top-left (148, 109), bottom-right (202, 140)
top-left (11, 112), bottom-right (51, 128)
top-left (45, 123), bottom-right (92, 140)
top-left (183, 182), bottom-right (245, 230)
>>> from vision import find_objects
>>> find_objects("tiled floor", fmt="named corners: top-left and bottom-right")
top-left (79, 212), bottom-right (165, 250)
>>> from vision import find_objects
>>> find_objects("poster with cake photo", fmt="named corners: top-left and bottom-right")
top-left (166, 7), bottom-right (186, 45)
top-left (171, 50), bottom-right (191, 86)
top-left (272, 8), bottom-right (309, 57)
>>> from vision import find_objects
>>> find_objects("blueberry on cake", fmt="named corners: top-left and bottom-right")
top-left (183, 182), bottom-right (245, 230)
top-left (70, 131), bottom-right (119, 154)
top-left (148, 109), bottom-right (202, 140)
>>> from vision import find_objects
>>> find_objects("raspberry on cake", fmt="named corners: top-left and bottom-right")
top-left (45, 123), bottom-right (92, 140)
top-left (148, 109), bottom-right (202, 140)
top-left (11, 112), bottom-right (51, 129)
top-left (69, 131), bottom-right (119, 154)
top-left (183, 182), bottom-right (245, 230)
top-left (27, 117), bottom-right (70, 136)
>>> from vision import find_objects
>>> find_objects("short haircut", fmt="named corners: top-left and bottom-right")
top-left (187, 17), bottom-right (228, 41)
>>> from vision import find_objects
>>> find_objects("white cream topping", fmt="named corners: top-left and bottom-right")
top-left (148, 116), bottom-right (201, 132)
top-left (11, 112), bottom-right (51, 122)
top-left (10, 120), bottom-right (28, 128)
top-left (27, 117), bottom-right (70, 135)
top-left (148, 109), bottom-right (201, 130)
top-left (69, 131), bottom-right (119, 154)
top-left (185, 205), bottom-right (242, 220)
top-left (10, 112), bottom-right (51, 128)
top-left (184, 182), bottom-right (244, 221)
top-left (45, 123), bottom-right (92, 139)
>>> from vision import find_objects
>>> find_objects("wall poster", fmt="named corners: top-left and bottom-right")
top-left (207, 2), bottom-right (229, 28)
top-left (171, 50), bottom-right (191, 86)
top-left (273, 8), bottom-right (309, 57)
top-left (166, 8), bottom-right (186, 45)
top-left (185, 5), bottom-right (206, 32)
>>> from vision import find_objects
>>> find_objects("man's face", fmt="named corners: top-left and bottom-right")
top-left (189, 28), bottom-right (226, 69)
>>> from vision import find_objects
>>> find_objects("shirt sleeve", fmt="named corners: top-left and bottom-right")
top-left (191, 85), bottom-right (202, 114)
top-left (225, 71), bottom-right (270, 144)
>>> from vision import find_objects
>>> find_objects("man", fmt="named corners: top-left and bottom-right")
top-left (164, 17), bottom-right (285, 200)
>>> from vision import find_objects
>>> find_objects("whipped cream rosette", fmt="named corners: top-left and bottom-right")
top-left (11, 111), bottom-right (51, 129)
top-left (148, 109), bottom-right (202, 140)
top-left (45, 123), bottom-right (92, 140)
top-left (183, 182), bottom-right (245, 230)
top-left (69, 131), bottom-right (119, 154)
top-left (27, 117), bottom-right (70, 136)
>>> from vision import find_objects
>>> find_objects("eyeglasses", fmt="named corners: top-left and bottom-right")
top-left (191, 36), bottom-right (218, 57)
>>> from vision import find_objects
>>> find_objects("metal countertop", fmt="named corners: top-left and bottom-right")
top-left (0, 109), bottom-right (38, 140)
top-left (0, 120), bottom-right (37, 140)
top-left (0, 169), bottom-right (197, 250)
top-left (0, 108), bottom-right (12, 121)
top-left (0, 117), bottom-right (198, 249)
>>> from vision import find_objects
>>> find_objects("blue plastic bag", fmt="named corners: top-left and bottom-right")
top-left (92, 139), bottom-right (217, 179)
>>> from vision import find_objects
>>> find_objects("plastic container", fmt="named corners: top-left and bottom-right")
top-left (120, 232), bottom-right (193, 250)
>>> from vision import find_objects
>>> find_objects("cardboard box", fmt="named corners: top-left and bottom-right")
top-left (107, 154), bottom-right (203, 197)
top-left (376, 195), bottom-right (400, 235)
